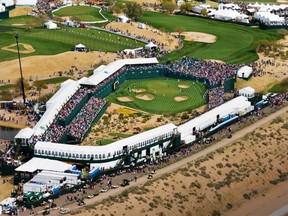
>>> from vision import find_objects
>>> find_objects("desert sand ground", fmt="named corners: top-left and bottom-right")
top-left (172, 31), bottom-right (217, 43)
top-left (0, 51), bottom-right (118, 81)
top-left (106, 21), bottom-right (180, 51)
top-left (55, 105), bottom-right (288, 216)
top-left (0, 177), bottom-right (14, 202)
top-left (9, 6), bottom-right (33, 17)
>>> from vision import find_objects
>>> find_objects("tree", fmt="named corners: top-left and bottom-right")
top-left (25, 20), bottom-right (36, 31)
top-left (180, 2), bottom-right (192, 13)
top-left (0, 90), bottom-right (13, 101)
top-left (70, 16), bottom-right (81, 24)
top-left (201, 8), bottom-right (208, 17)
top-left (36, 14), bottom-right (49, 26)
top-left (124, 2), bottom-right (143, 20)
top-left (161, 0), bottom-right (177, 14)
top-left (112, 2), bottom-right (125, 14)
top-left (34, 80), bottom-right (48, 96)
top-left (14, 78), bottom-right (30, 97)
top-left (176, 26), bottom-right (185, 36)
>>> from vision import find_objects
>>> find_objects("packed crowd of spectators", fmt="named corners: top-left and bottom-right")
top-left (68, 97), bottom-right (104, 141)
top-left (36, 0), bottom-right (64, 14)
top-left (167, 57), bottom-right (237, 86)
top-left (262, 21), bottom-right (288, 26)
top-left (208, 86), bottom-right (225, 109)
top-left (43, 122), bottom-right (67, 143)
top-left (58, 87), bottom-right (88, 121)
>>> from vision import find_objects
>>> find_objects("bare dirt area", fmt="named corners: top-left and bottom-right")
top-left (106, 21), bottom-right (180, 51)
top-left (117, 96), bottom-right (133, 102)
top-left (9, 6), bottom-right (33, 17)
top-left (0, 51), bottom-right (118, 81)
top-left (0, 177), bottom-right (13, 202)
top-left (1, 43), bottom-right (35, 54)
top-left (65, 106), bottom-right (288, 216)
top-left (132, 88), bottom-right (145, 93)
top-left (172, 31), bottom-right (217, 43)
top-left (136, 94), bottom-right (154, 100)
top-left (236, 76), bottom-right (278, 93)
top-left (178, 84), bottom-right (190, 88)
top-left (174, 96), bottom-right (188, 102)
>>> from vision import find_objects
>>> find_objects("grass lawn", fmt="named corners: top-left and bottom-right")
top-left (108, 132), bottom-right (133, 138)
top-left (96, 139), bottom-right (115, 145)
top-left (139, 12), bottom-right (281, 64)
top-left (106, 78), bottom-right (207, 114)
top-left (42, 77), bottom-right (70, 84)
top-left (53, 5), bottom-right (104, 22)
top-left (0, 84), bottom-right (13, 91)
top-left (0, 16), bottom-right (144, 62)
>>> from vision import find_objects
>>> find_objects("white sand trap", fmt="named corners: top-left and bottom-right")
top-left (136, 94), bottom-right (154, 101)
top-left (174, 96), bottom-right (188, 102)
top-left (117, 96), bottom-right (134, 102)
top-left (132, 88), bottom-right (145, 93)
top-left (1, 43), bottom-right (35, 54)
top-left (178, 84), bottom-right (190, 88)
top-left (11, 23), bottom-right (26, 26)
top-left (173, 32), bottom-right (217, 43)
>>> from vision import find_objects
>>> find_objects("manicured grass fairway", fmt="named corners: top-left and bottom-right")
top-left (53, 6), bottom-right (104, 22)
top-left (106, 78), bottom-right (207, 114)
top-left (139, 12), bottom-right (281, 64)
top-left (0, 16), bottom-right (144, 62)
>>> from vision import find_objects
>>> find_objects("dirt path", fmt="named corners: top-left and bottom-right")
top-left (43, 105), bottom-right (288, 216)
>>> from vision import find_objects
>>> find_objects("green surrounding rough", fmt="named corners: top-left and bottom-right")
top-left (96, 139), bottom-right (115, 145)
top-left (0, 84), bottom-right (13, 91)
top-left (139, 11), bottom-right (281, 64)
top-left (108, 133), bottom-right (133, 138)
top-left (0, 16), bottom-right (144, 62)
top-left (106, 78), bottom-right (207, 114)
top-left (53, 5), bottom-right (104, 22)
top-left (42, 77), bottom-right (70, 84)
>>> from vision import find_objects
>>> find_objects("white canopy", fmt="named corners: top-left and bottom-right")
top-left (15, 127), bottom-right (34, 139)
top-left (138, 23), bottom-right (146, 29)
top-left (80, 58), bottom-right (158, 86)
top-left (239, 86), bottom-right (255, 98)
top-left (75, 43), bottom-right (86, 49)
top-left (145, 42), bottom-right (157, 50)
top-left (237, 66), bottom-right (252, 78)
top-left (118, 15), bottom-right (129, 23)
top-left (44, 21), bottom-right (57, 29)
top-left (1, 0), bottom-right (14, 7)
top-left (15, 0), bottom-right (37, 5)
top-left (15, 157), bottom-right (72, 173)
top-left (0, 4), bottom-right (5, 12)
top-left (178, 96), bottom-right (253, 139)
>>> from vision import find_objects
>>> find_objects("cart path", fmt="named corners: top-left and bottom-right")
top-left (44, 105), bottom-right (288, 216)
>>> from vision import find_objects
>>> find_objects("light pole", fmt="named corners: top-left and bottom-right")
top-left (15, 33), bottom-right (26, 104)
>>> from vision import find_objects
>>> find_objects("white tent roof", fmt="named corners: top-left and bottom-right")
top-left (178, 96), bottom-right (252, 139)
top-left (145, 42), bottom-right (157, 50)
top-left (80, 58), bottom-right (158, 86)
top-left (118, 15), bottom-right (129, 22)
top-left (75, 43), bottom-right (86, 48)
top-left (90, 160), bottom-right (120, 170)
top-left (0, 4), bottom-right (5, 11)
top-left (16, 0), bottom-right (37, 5)
top-left (1, 0), bottom-right (14, 7)
top-left (33, 80), bottom-right (80, 136)
top-left (239, 86), bottom-right (255, 95)
top-left (34, 123), bottom-right (177, 156)
top-left (44, 21), bottom-right (57, 29)
top-left (237, 66), bottom-right (252, 78)
top-left (15, 157), bottom-right (72, 173)
top-left (15, 127), bottom-right (34, 139)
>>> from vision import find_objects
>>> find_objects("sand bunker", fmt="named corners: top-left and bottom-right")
top-left (132, 88), bottom-right (145, 93)
top-left (11, 23), bottom-right (26, 26)
top-left (1, 43), bottom-right (35, 54)
top-left (174, 96), bottom-right (188, 102)
top-left (173, 32), bottom-right (217, 43)
top-left (117, 96), bottom-right (134, 102)
top-left (136, 94), bottom-right (154, 101)
top-left (178, 84), bottom-right (190, 88)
